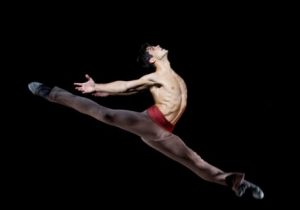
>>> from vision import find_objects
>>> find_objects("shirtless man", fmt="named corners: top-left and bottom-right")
top-left (28, 43), bottom-right (264, 199)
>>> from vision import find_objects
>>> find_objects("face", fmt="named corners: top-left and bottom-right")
top-left (146, 45), bottom-right (168, 62)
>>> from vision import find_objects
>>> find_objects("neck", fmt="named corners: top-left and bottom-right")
top-left (154, 57), bottom-right (172, 72)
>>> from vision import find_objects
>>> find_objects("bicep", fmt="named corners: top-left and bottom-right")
top-left (126, 76), bottom-right (160, 91)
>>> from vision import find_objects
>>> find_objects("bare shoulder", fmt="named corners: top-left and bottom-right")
top-left (174, 72), bottom-right (186, 85)
top-left (140, 73), bottom-right (157, 80)
top-left (140, 73), bottom-right (161, 85)
top-left (173, 71), bottom-right (184, 80)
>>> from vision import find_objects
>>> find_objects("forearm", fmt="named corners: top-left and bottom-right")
top-left (94, 81), bottom-right (128, 93)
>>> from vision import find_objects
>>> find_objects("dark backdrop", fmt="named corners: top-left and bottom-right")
top-left (6, 4), bottom-right (295, 208)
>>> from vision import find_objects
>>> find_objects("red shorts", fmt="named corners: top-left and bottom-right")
top-left (147, 105), bottom-right (175, 132)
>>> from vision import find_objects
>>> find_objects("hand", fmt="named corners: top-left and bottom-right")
top-left (74, 74), bottom-right (96, 94)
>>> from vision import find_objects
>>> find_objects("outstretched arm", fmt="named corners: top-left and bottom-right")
top-left (74, 74), bottom-right (160, 96)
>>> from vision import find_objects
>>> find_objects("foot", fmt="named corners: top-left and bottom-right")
top-left (28, 82), bottom-right (52, 98)
top-left (235, 180), bottom-right (264, 199)
top-left (226, 173), bottom-right (264, 199)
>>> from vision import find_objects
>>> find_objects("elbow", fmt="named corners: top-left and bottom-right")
top-left (122, 82), bottom-right (132, 93)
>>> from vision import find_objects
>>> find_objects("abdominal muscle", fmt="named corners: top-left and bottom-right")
top-left (150, 73), bottom-right (187, 125)
top-left (156, 102), bottom-right (186, 125)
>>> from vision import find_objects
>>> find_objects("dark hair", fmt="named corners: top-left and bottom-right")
top-left (136, 43), bottom-right (155, 69)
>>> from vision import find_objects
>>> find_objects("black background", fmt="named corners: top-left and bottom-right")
top-left (5, 3), bottom-right (296, 208)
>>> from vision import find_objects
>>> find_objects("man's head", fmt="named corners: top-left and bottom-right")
top-left (137, 43), bottom-right (168, 69)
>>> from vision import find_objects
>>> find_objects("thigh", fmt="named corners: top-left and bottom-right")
top-left (106, 109), bottom-right (168, 139)
top-left (141, 134), bottom-right (193, 160)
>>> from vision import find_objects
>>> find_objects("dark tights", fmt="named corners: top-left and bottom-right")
top-left (49, 86), bottom-right (241, 187)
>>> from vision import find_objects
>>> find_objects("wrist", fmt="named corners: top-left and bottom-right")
top-left (93, 84), bottom-right (100, 92)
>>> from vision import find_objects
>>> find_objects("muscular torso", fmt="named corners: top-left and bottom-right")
top-left (148, 70), bottom-right (187, 125)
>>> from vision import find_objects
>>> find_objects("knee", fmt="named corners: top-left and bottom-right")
top-left (101, 110), bottom-right (118, 125)
top-left (103, 112), bottom-right (116, 123)
top-left (92, 108), bottom-right (115, 124)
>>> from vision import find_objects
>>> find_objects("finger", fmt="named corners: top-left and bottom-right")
top-left (75, 87), bottom-right (84, 92)
top-left (85, 74), bottom-right (91, 80)
top-left (74, 83), bottom-right (82, 86)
